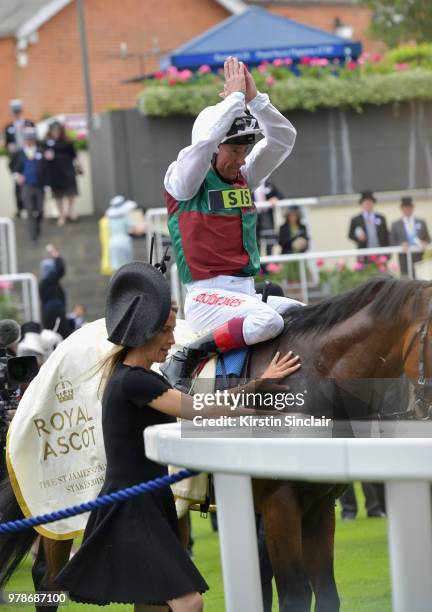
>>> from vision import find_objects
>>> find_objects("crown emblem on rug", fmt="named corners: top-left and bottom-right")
top-left (55, 377), bottom-right (74, 403)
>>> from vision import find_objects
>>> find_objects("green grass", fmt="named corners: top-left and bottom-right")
top-left (0, 486), bottom-right (390, 611)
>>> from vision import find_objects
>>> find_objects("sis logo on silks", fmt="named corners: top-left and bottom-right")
top-left (208, 188), bottom-right (253, 210)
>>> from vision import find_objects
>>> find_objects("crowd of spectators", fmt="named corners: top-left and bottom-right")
top-left (3, 99), bottom-right (80, 244)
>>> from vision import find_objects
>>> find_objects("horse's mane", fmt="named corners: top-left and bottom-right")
top-left (283, 276), bottom-right (432, 337)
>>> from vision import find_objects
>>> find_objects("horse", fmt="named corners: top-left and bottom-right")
top-left (0, 276), bottom-right (431, 612)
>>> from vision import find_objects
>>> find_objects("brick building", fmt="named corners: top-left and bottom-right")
top-left (0, 0), bottom-right (376, 129)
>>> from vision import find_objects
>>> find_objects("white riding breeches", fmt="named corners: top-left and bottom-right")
top-left (184, 275), bottom-right (303, 345)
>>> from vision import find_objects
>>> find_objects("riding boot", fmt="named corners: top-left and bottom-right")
top-left (160, 317), bottom-right (246, 393)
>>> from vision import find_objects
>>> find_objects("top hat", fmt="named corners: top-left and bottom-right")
top-left (9, 99), bottom-right (23, 113)
top-left (359, 190), bottom-right (376, 204)
top-left (401, 196), bottom-right (414, 208)
top-left (105, 262), bottom-right (172, 347)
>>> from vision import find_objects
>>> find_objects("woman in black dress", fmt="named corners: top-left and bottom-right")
top-left (278, 206), bottom-right (309, 256)
top-left (56, 262), bottom-right (300, 611)
top-left (44, 121), bottom-right (79, 227)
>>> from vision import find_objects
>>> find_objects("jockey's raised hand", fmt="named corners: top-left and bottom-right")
top-left (223, 56), bottom-right (246, 97)
top-left (261, 351), bottom-right (301, 379)
top-left (244, 66), bottom-right (258, 104)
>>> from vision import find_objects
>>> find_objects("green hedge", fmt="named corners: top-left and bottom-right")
top-left (138, 67), bottom-right (432, 116)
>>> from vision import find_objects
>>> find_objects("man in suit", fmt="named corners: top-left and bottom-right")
top-left (390, 196), bottom-right (430, 277)
top-left (348, 191), bottom-right (389, 260)
top-left (9, 126), bottom-right (47, 244)
top-left (3, 99), bottom-right (35, 218)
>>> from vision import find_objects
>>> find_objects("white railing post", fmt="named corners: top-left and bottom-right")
top-left (0, 218), bottom-right (18, 274)
top-left (0, 273), bottom-right (40, 322)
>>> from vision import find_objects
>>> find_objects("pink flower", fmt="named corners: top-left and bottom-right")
top-left (272, 58), bottom-right (284, 67)
top-left (346, 60), bottom-right (357, 71)
top-left (178, 69), bottom-right (192, 82)
top-left (0, 280), bottom-right (12, 290)
top-left (378, 264), bottom-right (387, 272)
top-left (284, 58), bottom-right (293, 65)
top-left (261, 60), bottom-right (270, 65)
top-left (352, 261), bottom-right (364, 272)
top-left (153, 70), bottom-right (165, 80)
top-left (167, 77), bottom-right (177, 86)
top-left (394, 63), bottom-right (409, 71)
top-left (166, 66), bottom-right (178, 75)
top-left (371, 53), bottom-right (383, 63)
top-left (257, 64), bottom-right (268, 73)
top-left (336, 259), bottom-right (346, 271)
top-left (378, 255), bottom-right (388, 264)
top-left (76, 130), bottom-right (86, 140)
top-left (316, 258), bottom-right (325, 268)
top-left (198, 64), bottom-right (211, 74)
top-left (265, 76), bottom-right (275, 86)
top-left (300, 57), bottom-right (311, 65)
top-left (267, 263), bottom-right (282, 273)
top-left (368, 255), bottom-right (377, 262)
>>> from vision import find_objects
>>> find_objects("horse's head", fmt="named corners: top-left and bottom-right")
top-left (403, 289), bottom-right (432, 419)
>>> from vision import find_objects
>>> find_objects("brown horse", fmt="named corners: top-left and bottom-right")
top-left (0, 276), bottom-right (431, 612)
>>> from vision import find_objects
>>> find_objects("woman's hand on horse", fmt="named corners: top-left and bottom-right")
top-left (262, 351), bottom-right (301, 380)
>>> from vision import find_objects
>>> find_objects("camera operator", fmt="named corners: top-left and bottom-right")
top-left (0, 320), bottom-right (39, 477)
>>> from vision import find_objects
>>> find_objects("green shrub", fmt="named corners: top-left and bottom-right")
top-left (138, 68), bottom-right (432, 116)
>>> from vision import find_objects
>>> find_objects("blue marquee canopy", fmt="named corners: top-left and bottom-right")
top-left (168, 7), bottom-right (362, 70)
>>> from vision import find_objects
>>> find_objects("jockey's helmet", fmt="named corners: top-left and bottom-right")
top-left (192, 106), bottom-right (263, 147)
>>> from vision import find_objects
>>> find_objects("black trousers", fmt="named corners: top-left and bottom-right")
top-left (21, 185), bottom-right (44, 242)
top-left (340, 483), bottom-right (385, 517)
top-left (15, 183), bottom-right (24, 214)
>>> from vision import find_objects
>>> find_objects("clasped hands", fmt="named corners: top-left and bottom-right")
top-left (220, 56), bottom-right (258, 104)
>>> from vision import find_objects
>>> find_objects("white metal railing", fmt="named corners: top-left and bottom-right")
top-left (144, 198), bottom-right (318, 263)
top-left (146, 423), bottom-right (432, 612)
top-left (0, 218), bottom-right (18, 274)
top-left (169, 245), bottom-right (423, 311)
top-left (260, 245), bottom-right (421, 303)
top-left (0, 273), bottom-right (40, 322)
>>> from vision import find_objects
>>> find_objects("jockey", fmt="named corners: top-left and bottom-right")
top-left (161, 57), bottom-right (301, 390)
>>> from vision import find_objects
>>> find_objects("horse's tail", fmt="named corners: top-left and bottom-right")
top-left (0, 477), bottom-right (38, 588)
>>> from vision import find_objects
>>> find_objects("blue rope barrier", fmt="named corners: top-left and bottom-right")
top-left (0, 469), bottom-right (199, 534)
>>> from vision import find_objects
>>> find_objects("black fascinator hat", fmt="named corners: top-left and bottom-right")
top-left (105, 262), bottom-right (172, 347)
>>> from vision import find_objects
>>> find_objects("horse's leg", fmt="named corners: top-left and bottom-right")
top-left (178, 513), bottom-right (190, 550)
top-left (261, 484), bottom-right (309, 612)
top-left (32, 537), bottom-right (73, 612)
top-left (302, 499), bottom-right (340, 612)
top-left (256, 513), bottom-right (274, 612)
top-left (41, 537), bottom-right (73, 589)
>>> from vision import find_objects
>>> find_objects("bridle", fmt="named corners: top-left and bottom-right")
top-left (399, 298), bottom-right (432, 420)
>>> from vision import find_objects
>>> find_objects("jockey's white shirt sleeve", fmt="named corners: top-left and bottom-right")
top-left (164, 92), bottom-right (247, 201)
top-left (241, 92), bottom-right (296, 192)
